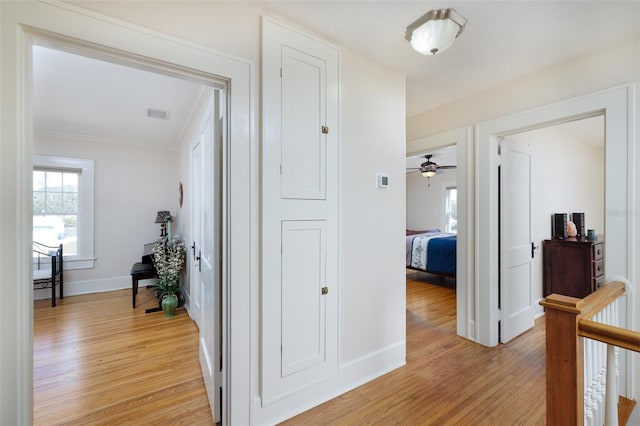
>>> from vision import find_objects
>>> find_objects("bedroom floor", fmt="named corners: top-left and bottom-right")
top-left (283, 271), bottom-right (547, 425)
top-left (33, 287), bottom-right (215, 425)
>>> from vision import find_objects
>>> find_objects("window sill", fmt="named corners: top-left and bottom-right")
top-left (63, 257), bottom-right (96, 270)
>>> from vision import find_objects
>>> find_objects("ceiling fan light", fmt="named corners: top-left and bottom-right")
top-left (421, 170), bottom-right (436, 178)
top-left (406, 8), bottom-right (467, 55)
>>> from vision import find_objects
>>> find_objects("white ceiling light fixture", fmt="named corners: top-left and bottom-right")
top-left (406, 8), bottom-right (467, 56)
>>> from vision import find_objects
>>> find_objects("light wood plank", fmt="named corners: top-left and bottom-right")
top-left (35, 274), bottom-right (636, 425)
top-left (281, 272), bottom-right (546, 425)
top-left (35, 273), bottom-right (549, 425)
top-left (34, 287), bottom-right (214, 426)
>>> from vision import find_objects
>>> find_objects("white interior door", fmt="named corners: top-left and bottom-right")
top-left (190, 137), bottom-right (203, 329)
top-left (499, 137), bottom-right (536, 343)
top-left (197, 90), bottom-right (222, 422)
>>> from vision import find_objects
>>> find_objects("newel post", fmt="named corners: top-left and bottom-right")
top-left (540, 294), bottom-right (584, 426)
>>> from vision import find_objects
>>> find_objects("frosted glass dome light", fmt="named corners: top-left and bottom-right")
top-left (406, 8), bottom-right (467, 56)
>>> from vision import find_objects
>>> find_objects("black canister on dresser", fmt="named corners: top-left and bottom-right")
top-left (542, 237), bottom-right (604, 299)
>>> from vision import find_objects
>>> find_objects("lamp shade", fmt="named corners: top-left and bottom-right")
top-left (421, 170), bottom-right (437, 178)
top-left (155, 210), bottom-right (171, 223)
top-left (406, 8), bottom-right (467, 55)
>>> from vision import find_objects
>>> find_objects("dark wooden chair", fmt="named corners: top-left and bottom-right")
top-left (33, 242), bottom-right (63, 307)
top-left (130, 262), bottom-right (157, 308)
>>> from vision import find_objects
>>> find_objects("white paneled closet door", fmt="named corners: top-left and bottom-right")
top-left (191, 90), bottom-right (222, 422)
top-left (262, 19), bottom-right (339, 406)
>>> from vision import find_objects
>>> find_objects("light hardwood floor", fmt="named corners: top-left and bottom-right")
top-left (34, 273), bottom-right (546, 425)
top-left (33, 287), bottom-right (215, 425)
top-left (282, 271), bottom-right (546, 425)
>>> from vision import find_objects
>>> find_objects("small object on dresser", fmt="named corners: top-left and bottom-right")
top-left (587, 229), bottom-right (597, 241)
top-left (566, 221), bottom-right (577, 237)
top-left (551, 213), bottom-right (567, 239)
top-left (571, 212), bottom-right (585, 236)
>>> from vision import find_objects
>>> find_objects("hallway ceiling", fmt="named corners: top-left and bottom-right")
top-left (33, 2), bottom-right (640, 149)
top-left (257, 1), bottom-right (640, 116)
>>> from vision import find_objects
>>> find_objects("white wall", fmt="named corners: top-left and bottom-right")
top-left (33, 133), bottom-right (177, 296)
top-left (514, 121), bottom-right (605, 242)
top-left (68, 1), bottom-right (263, 60)
top-left (407, 36), bottom-right (639, 140)
top-left (339, 48), bottom-right (406, 366)
top-left (406, 172), bottom-right (456, 232)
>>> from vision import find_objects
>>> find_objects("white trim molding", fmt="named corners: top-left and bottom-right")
top-left (33, 155), bottom-right (95, 269)
top-left (406, 127), bottom-right (475, 342)
top-left (0, 2), bottom-right (255, 424)
top-left (475, 84), bottom-right (636, 396)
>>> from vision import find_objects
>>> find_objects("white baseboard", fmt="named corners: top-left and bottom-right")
top-left (33, 275), bottom-right (154, 300)
top-left (254, 340), bottom-right (406, 425)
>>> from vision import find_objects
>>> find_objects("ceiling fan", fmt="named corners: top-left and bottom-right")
top-left (407, 154), bottom-right (456, 178)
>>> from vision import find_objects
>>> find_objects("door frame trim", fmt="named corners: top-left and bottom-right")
top-left (0, 2), bottom-right (256, 424)
top-left (407, 127), bottom-right (475, 341)
top-left (475, 84), bottom-right (636, 396)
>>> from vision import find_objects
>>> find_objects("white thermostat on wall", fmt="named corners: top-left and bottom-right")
top-left (376, 174), bottom-right (389, 188)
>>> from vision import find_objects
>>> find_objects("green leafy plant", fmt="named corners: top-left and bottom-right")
top-left (152, 238), bottom-right (185, 297)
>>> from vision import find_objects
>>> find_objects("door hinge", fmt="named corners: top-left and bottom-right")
top-left (321, 125), bottom-right (329, 134)
top-left (497, 308), bottom-right (502, 322)
top-left (321, 286), bottom-right (328, 295)
top-left (280, 68), bottom-right (282, 78)
top-left (280, 164), bottom-right (282, 174)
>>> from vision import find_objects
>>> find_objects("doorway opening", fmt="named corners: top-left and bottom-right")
top-left (30, 37), bottom-right (227, 423)
top-left (406, 142), bottom-right (460, 344)
top-left (406, 144), bottom-right (458, 321)
top-left (406, 126), bottom-right (473, 342)
top-left (497, 115), bottom-right (605, 343)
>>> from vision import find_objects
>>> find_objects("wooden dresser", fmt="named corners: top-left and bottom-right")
top-left (542, 237), bottom-right (604, 298)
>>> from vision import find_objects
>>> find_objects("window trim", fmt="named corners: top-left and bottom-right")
top-left (33, 155), bottom-right (95, 269)
top-left (443, 184), bottom-right (457, 233)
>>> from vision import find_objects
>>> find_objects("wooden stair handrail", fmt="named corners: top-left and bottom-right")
top-left (539, 281), bottom-right (627, 318)
top-left (539, 280), bottom-right (633, 426)
top-left (579, 319), bottom-right (640, 353)
top-left (540, 281), bottom-right (639, 352)
top-left (578, 281), bottom-right (627, 320)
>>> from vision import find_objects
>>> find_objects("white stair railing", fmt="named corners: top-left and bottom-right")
top-left (584, 299), bottom-right (620, 426)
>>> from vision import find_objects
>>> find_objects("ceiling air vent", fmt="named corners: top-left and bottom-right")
top-left (146, 108), bottom-right (170, 120)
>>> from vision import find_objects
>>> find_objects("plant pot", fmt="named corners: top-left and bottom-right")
top-left (161, 294), bottom-right (179, 318)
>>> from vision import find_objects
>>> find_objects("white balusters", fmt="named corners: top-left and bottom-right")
top-left (584, 337), bottom-right (595, 426)
top-left (583, 297), bottom-right (621, 425)
top-left (605, 344), bottom-right (619, 426)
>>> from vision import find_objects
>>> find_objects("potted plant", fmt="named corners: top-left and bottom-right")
top-left (152, 238), bottom-right (185, 318)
